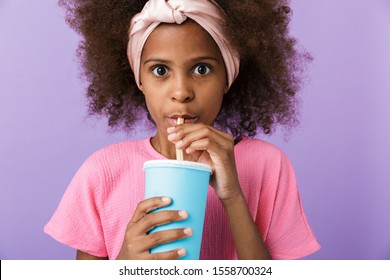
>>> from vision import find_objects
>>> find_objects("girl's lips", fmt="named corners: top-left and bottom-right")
top-left (167, 115), bottom-right (198, 126)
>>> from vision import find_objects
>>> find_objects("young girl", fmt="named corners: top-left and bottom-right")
top-left (45, 0), bottom-right (320, 260)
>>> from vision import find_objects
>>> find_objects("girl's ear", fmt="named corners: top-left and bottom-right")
top-left (139, 81), bottom-right (144, 93)
top-left (224, 83), bottom-right (228, 94)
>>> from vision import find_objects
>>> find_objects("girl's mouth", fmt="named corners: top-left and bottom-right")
top-left (167, 114), bottom-right (198, 126)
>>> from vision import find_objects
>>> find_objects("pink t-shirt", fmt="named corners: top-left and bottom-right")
top-left (44, 137), bottom-right (320, 259)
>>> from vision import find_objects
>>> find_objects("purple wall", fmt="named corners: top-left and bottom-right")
top-left (1, 0), bottom-right (389, 260)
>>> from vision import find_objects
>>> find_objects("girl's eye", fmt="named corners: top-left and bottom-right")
top-left (194, 65), bottom-right (211, 75)
top-left (152, 66), bottom-right (168, 77)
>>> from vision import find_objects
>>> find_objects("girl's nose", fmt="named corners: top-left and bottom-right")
top-left (170, 75), bottom-right (194, 103)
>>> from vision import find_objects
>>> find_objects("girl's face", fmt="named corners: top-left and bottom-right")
top-left (139, 20), bottom-right (228, 137)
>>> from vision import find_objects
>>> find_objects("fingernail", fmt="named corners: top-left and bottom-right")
top-left (178, 248), bottom-right (186, 256)
top-left (167, 127), bottom-right (175, 133)
top-left (162, 196), bottom-right (171, 203)
top-left (178, 210), bottom-right (188, 218)
top-left (183, 228), bottom-right (192, 235)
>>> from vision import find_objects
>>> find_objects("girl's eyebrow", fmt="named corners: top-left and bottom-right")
top-left (189, 56), bottom-right (221, 64)
top-left (143, 56), bottom-right (221, 65)
top-left (143, 58), bottom-right (171, 65)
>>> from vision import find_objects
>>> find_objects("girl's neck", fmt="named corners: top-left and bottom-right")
top-left (150, 133), bottom-right (195, 161)
top-left (150, 133), bottom-right (176, 159)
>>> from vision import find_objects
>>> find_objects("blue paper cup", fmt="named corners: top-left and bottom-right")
top-left (143, 159), bottom-right (211, 260)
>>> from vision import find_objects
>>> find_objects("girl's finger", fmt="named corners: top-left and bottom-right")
top-left (129, 196), bottom-right (171, 224)
top-left (184, 138), bottom-right (231, 163)
top-left (143, 227), bottom-right (193, 251)
top-left (135, 210), bottom-right (188, 233)
top-left (174, 126), bottom-right (232, 150)
top-left (147, 248), bottom-right (187, 260)
top-left (184, 138), bottom-right (213, 154)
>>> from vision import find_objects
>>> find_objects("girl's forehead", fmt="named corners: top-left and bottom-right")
top-left (142, 20), bottom-right (222, 59)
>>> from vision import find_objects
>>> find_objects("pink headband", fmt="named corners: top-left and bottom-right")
top-left (127, 0), bottom-right (240, 90)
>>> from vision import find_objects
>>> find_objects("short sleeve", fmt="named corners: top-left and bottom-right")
top-left (44, 154), bottom-right (108, 257)
top-left (262, 151), bottom-right (320, 259)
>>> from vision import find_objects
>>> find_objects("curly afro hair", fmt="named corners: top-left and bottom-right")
top-left (59, 0), bottom-right (310, 137)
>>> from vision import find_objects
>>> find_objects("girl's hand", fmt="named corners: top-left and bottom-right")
top-left (167, 124), bottom-right (272, 259)
top-left (116, 196), bottom-right (192, 260)
top-left (167, 123), bottom-right (241, 202)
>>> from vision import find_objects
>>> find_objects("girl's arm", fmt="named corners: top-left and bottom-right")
top-left (221, 190), bottom-right (272, 260)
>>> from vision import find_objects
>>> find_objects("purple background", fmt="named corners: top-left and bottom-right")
top-left (1, 0), bottom-right (389, 260)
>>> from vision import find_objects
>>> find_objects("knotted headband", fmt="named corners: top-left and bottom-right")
top-left (127, 0), bottom-right (240, 90)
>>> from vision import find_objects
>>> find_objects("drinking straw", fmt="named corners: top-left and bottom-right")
top-left (176, 117), bottom-right (184, 160)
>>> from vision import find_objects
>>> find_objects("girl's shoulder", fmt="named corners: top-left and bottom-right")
top-left (92, 138), bottom-right (146, 157)
top-left (234, 137), bottom-right (293, 174)
top-left (69, 139), bottom-right (151, 192)
top-left (81, 138), bottom-right (150, 171)
top-left (235, 137), bottom-right (287, 160)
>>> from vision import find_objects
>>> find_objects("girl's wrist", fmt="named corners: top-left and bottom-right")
top-left (219, 185), bottom-right (245, 208)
